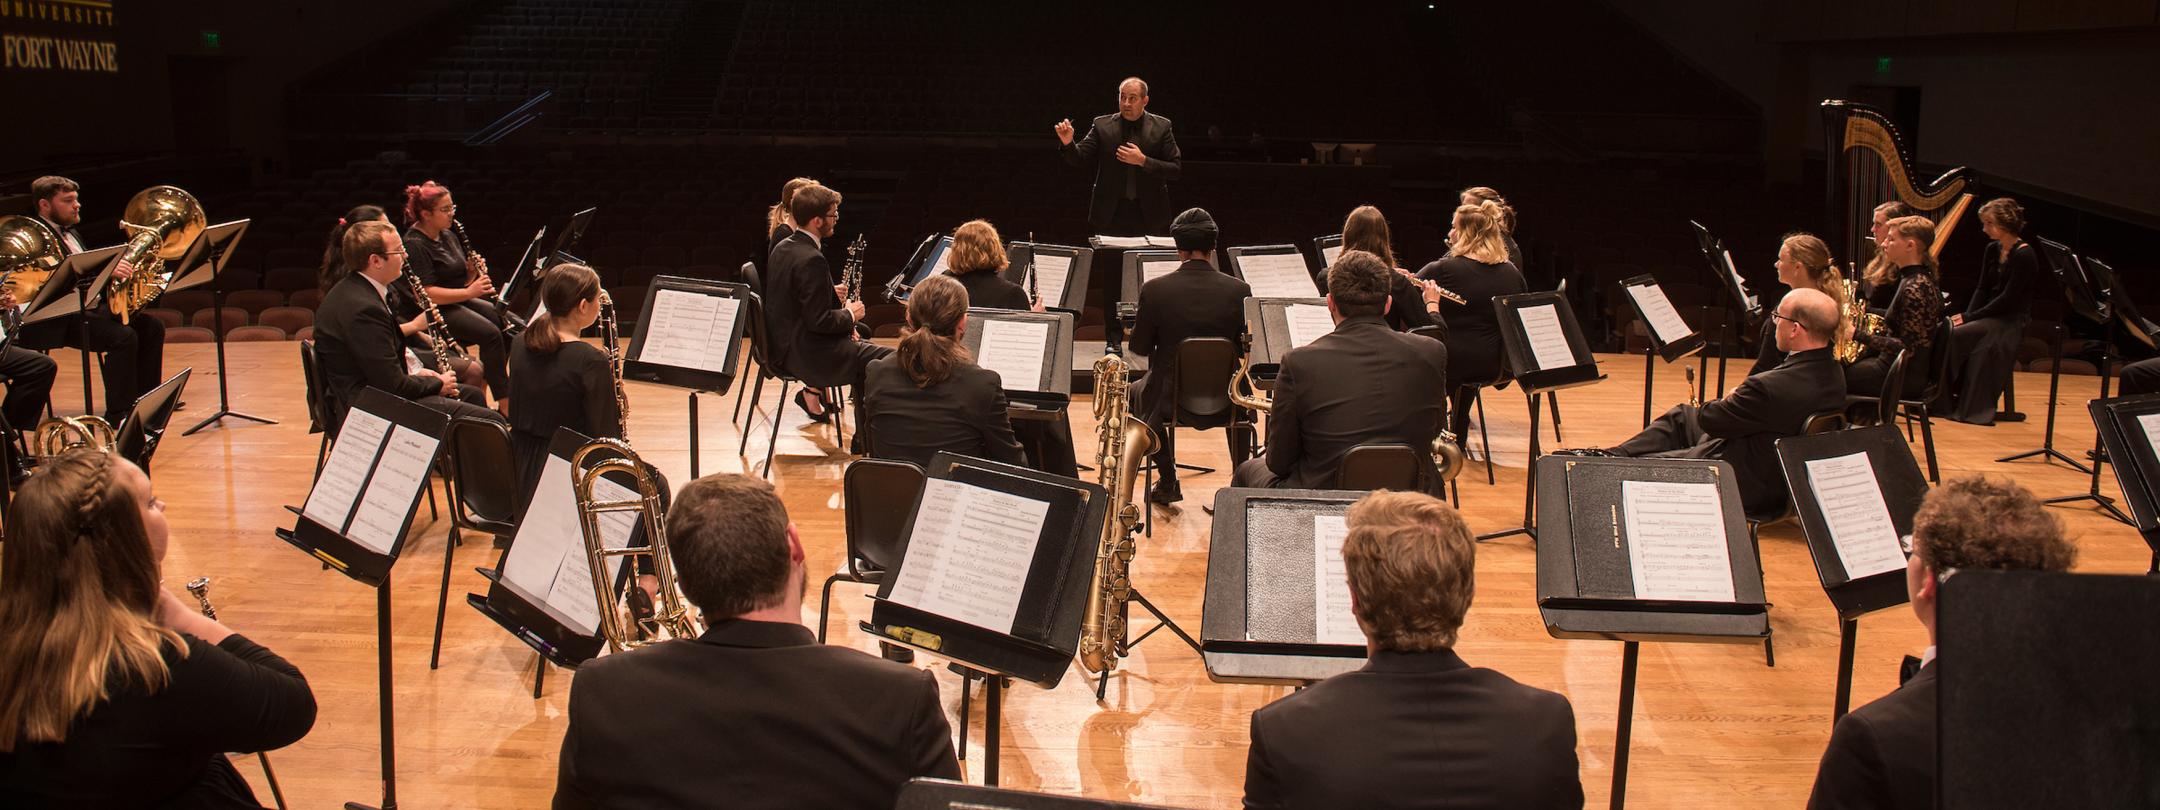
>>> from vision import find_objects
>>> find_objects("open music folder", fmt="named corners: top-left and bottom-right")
top-left (959, 308), bottom-right (1074, 416)
top-left (1227, 244), bottom-right (1321, 299)
top-left (1534, 456), bottom-right (1770, 635)
top-left (1002, 242), bottom-right (1092, 311)
top-left (1494, 291), bottom-right (1604, 393)
top-left (279, 388), bottom-right (451, 586)
top-left (623, 275), bottom-right (750, 394)
top-left (1241, 296), bottom-right (1330, 390)
top-left (1618, 274), bottom-right (1705, 362)
top-left (1200, 487), bottom-right (1370, 686)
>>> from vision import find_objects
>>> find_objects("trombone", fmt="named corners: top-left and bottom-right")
top-left (570, 439), bottom-right (699, 652)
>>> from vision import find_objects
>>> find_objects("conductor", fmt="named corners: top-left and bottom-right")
top-left (1057, 77), bottom-right (1182, 236)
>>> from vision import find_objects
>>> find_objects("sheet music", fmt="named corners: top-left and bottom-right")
top-left (1518, 303), bottom-right (1578, 371)
top-left (1320, 244), bottom-right (1343, 266)
top-left (1032, 252), bottom-right (1072, 308)
top-left (1622, 480), bottom-right (1736, 601)
top-left (976, 317), bottom-right (1051, 392)
top-left (886, 477), bottom-right (1051, 634)
top-left (1139, 257), bottom-right (1181, 287)
top-left (929, 240), bottom-right (953, 277)
top-left (1240, 252), bottom-right (1318, 298)
top-left (302, 409), bottom-right (392, 529)
top-left (1722, 250), bottom-right (1757, 311)
top-left (1284, 304), bottom-right (1334, 349)
top-left (1805, 452), bottom-right (1906, 579)
top-left (1624, 283), bottom-right (1693, 346)
top-left (345, 426), bottom-right (439, 555)
top-left (2136, 413), bottom-right (2160, 461)
top-left (636, 288), bottom-right (740, 373)
top-left (500, 454), bottom-right (640, 635)
top-left (1095, 235), bottom-right (1152, 249)
top-left (1311, 515), bottom-right (1363, 645)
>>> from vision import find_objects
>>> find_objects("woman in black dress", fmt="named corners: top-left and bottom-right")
top-left (0, 449), bottom-right (316, 808)
top-left (1946, 198), bottom-right (2038, 424)
top-left (508, 263), bottom-right (621, 500)
top-left (1847, 216), bottom-right (1944, 402)
top-left (403, 180), bottom-right (512, 410)
top-left (861, 274), bottom-right (1026, 470)
top-left (1341, 205), bottom-right (1443, 335)
top-left (943, 219), bottom-right (1038, 311)
top-left (1419, 201), bottom-right (1528, 444)
top-left (321, 204), bottom-right (487, 392)
top-left (1750, 232), bottom-right (1852, 376)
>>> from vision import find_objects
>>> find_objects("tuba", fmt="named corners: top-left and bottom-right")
top-left (0, 215), bottom-right (64, 333)
top-left (569, 439), bottom-right (699, 653)
top-left (33, 414), bottom-right (115, 462)
top-left (1227, 334), bottom-right (1463, 485)
top-left (1077, 350), bottom-right (1158, 675)
top-left (598, 289), bottom-right (628, 440)
top-left (107, 186), bottom-right (207, 323)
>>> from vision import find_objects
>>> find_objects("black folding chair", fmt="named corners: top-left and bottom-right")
top-left (1743, 406), bottom-right (1849, 668)
top-left (817, 458), bottom-right (927, 642)
top-left (1334, 443), bottom-right (1425, 491)
top-left (431, 418), bottom-right (521, 672)
top-left (1164, 337), bottom-right (1248, 474)
top-left (299, 340), bottom-right (332, 474)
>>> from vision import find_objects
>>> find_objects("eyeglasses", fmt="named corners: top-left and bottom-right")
top-left (377, 248), bottom-right (407, 257)
top-left (1898, 533), bottom-right (1915, 556)
top-left (434, 205), bottom-right (457, 214)
top-left (1771, 311), bottom-right (1799, 326)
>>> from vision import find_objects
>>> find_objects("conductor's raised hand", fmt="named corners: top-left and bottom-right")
top-left (1055, 119), bottom-right (1075, 146)
top-left (1116, 142), bottom-right (1146, 166)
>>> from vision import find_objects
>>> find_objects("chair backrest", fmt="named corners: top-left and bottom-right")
top-left (739, 261), bottom-right (758, 293)
top-left (299, 340), bottom-right (332, 435)
top-left (842, 458), bottom-right (927, 574)
top-left (446, 417), bottom-right (521, 531)
top-left (1408, 324), bottom-right (1444, 343)
top-left (1876, 349), bottom-right (1910, 424)
top-left (1913, 317), bottom-right (1955, 403)
top-left (743, 291), bottom-right (775, 369)
top-left (1173, 337), bottom-right (1240, 419)
top-left (1335, 443), bottom-right (1424, 491)
top-left (1800, 408), bottom-right (1848, 436)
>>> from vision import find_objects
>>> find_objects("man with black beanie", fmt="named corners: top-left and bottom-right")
top-left (1125, 207), bottom-right (1250, 504)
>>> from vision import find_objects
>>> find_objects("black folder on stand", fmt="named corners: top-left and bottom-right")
top-left (2089, 394), bottom-right (2160, 557)
top-left (1225, 244), bottom-right (1320, 299)
top-left (958, 307), bottom-right (1074, 420)
top-left (22, 244), bottom-right (122, 327)
top-left (1240, 297), bottom-right (1328, 391)
top-left (897, 779), bottom-right (1192, 810)
top-left (275, 388), bottom-right (451, 587)
top-left (621, 276), bottom-right (750, 394)
top-left (1617, 274), bottom-right (1705, 362)
top-left (163, 219), bottom-right (249, 295)
top-left (1308, 233), bottom-right (1344, 274)
top-left (1003, 241), bottom-right (1093, 312)
top-left (1200, 487), bottom-right (1368, 685)
top-left (1494, 291), bottom-right (1605, 393)
top-left (862, 452), bottom-right (1109, 687)
top-left (1118, 249), bottom-right (1201, 306)
top-left (1776, 425), bottom-right (1927, 619)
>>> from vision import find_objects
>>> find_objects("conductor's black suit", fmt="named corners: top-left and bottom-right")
top-left (1060, 111), bottom-right (1181, 235)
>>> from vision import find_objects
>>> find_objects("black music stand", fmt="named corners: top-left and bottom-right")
top-left (271, 388), bottom-right (450, 810)
top-left (896, 778), bottom-right (1192, 810)
top-left (1774, 425), bottom-right (1927, 720)
top-left (886, 234), bottom-right (954, 302)
top-left (1534, 455), bottom-right (1769, 810)
top-left (1618, 275), bottom-right (1707, 427)
top-left (23, 244), bottom-right (123, 416)
top-left (170, 220), bottom-right (274, 434)
top-left (1479, 291), bottom-right (1606, 542)
top-left (1002, 241), bottom-right (1094, 313)
top-left (621, 276), bottom-right (749, 478)
top-left (1200, 487), bottom-right (1368, 685)
top-left (2041, 252), bottom-right (2141, 525)
top-left (494, 226), bottom-right (547, 314)
top-left (958, 308), bottom-right (1075, 422)
top-left (2087, 393), bottom-right (2160, 573)
top-left (1240, 296), bottom-right (1329, 393)
top-left (1225, 244), bottom-right (1320, 299)
top-left (1690, 221), bottom-right (1760, 394)
top-left (114, 367), bottom-right (191, 473)
top-left (1307, 233), bottom-right (1344, 275)
top-left (859, 452), bottom-right (1108, 786)
top-left (2000, 237), bottom-right (2102, 471)
top-left (1938, 570), bottom-right (2160, 809)
top-left (1117, 249), bottom-right (1201, 309)
top-left (545, 206), bottom-right (596, 267)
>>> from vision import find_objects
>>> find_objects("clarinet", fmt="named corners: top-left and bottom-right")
top-left (843, 235), bottom-right (866, 303)
top-left (1025, 230), bottom-right (1040, 306)
top-left (401, 269), bottom-right (458, 375)
top-left (451, 217), bottom-right (528, 335)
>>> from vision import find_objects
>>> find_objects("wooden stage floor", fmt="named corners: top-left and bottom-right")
top-left (124, 342), bottom-right (2148, 808)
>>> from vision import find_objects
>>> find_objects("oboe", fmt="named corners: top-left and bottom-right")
top-left (1025, 230), bottom-right (1040, 306)
top-left (401, 269), bottom-right (457, 375)
top-left (451, 217), bottom-right (528, 335)
top-left (843, 235), bottom-right (866, 303)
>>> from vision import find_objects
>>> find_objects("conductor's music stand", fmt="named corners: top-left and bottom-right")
top-left (170, 220), bottom-right (275, 434)
top-left (1535, 455), bottom-right (1770, 810)
top-left (1617, 274), bottom-right (1707, 427)
top-left (1774, 425), bottom-right (1928, 720)
top-left (1479, 291), bottom-right (1606, 542)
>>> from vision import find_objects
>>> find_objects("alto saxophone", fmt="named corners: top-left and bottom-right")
top-left (598, 289), bottom-right (628, 440)
top-left (1833, 276), bottom-right (1880, 364)
top-left (1078, 350), bottom-right (1158, 676)
top-left (400, 269), bottom-right (459, 375)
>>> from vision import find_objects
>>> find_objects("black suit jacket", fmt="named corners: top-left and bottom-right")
top-left (1265, 315), bottom-right (1449, 492)
top-left (553, 620), bottom-right (960, 810)
top-left (948, 268), bottom-right (1031, 311)
top-left (313, 273), bottom-right (446, 422)
top-left (1060, 111), bottom-right (1181, 233)
top-left (1243, 648), bottom-right (1583, 810)
top-left (766, 230), bottom-right (864, 386)
top-left (863, 356), bottom-right (1026, 469)
top-left (1807, 660), bottom-right (1936, 810)
top-left (1128, 260), bottom-right (1250, 424)
top-left (1698, 346), bottom-right (1845, 515)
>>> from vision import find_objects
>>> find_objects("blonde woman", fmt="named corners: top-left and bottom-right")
top-left (1418, 201), bottom-right (1526, 444)
top-left (1460, 186), bottom-right (1527, 279)
top-left (1848, 216), bottom-right (1943, 400)
top-left (1752, 233), bottom-right (1852, 376)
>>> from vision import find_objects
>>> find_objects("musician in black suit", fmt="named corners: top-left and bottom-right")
top-left (765, 184), bottom-right (892, 435)
top-left (1569, 288), bottom-right (1844, 516)
top-left (17, 176), bottom-right (167, 424)
top-left (553, 474), bottom-right (960, 810)
top-left (1127, 207), bottom-right (1251, 504)
top-left (2121, 358), bottom-right (2160, 396)
top-left (312, 221), bottom-right (502, 430)
top-left (1244, 490), bottom-right (1581, 809)
top-left (1807, 475), bottom-right (2075, 810)
top-left (863, 274), bottom-right (1026, 470)
top-left (764, 176), bottom-right (818, 258)
top-left (1056, 77), bottom-right (1182, 236)
top-left (1945, 198), bottom-right (2038, 425)
top-left (323, 204), bottom-right (488, 393)
top-left (1233, 250), bottom-right (1449, 494)
top-left (1419, 202), bottom-right (1527, 447)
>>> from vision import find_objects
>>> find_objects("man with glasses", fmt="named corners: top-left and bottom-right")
top-left (313, 220), bottom-right (501, 429)
top-left (1559, 288), bottom-right (1844, 516)
top-left (1055, 76), bottom-right (1181, 236)
top-left (1808, 476), bottom-right (2075, 810)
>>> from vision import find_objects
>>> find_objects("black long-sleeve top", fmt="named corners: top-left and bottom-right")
top-left (509, 339), bottom-right (622, 485)
top-left (1384, 271), bottom-right (1442, 335)
top-left (1417, 256), bottom-right (1526, 386)
top-left (1965, 241), bottom-right (2037, 322)
top-left (0, 633), bottom-right (317, 809)
top-left (1857, 266), bottom-right (1942, 357)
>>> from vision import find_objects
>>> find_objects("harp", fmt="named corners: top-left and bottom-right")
top-left (1821, 100), bottom-right (1976, 268)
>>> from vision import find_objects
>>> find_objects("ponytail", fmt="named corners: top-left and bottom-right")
top-left (896, 275), bottom-right (971, 388)
top-left (522, 263), bottom-right (601, 354)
